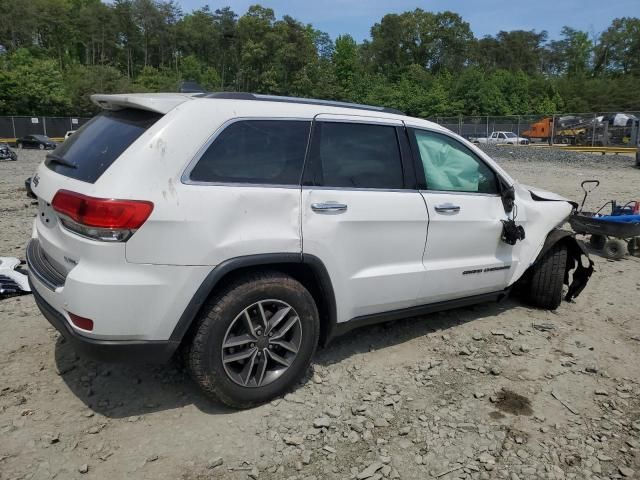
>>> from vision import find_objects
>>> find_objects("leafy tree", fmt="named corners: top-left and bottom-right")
top-left (0, 3), bottom-right (637, 116)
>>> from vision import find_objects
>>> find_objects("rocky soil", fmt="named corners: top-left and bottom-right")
top-left (1, 150), bottom-right (639, 480)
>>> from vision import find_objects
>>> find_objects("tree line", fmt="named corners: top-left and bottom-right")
top-left (0, 0), bottom-right (638, 117)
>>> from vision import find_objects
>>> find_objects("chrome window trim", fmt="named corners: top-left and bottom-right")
top-left (313, 113), bottom-right (404, 127)
top-left (302, 186), bottom-right (418, 194)
top-left (181, 116), bottom-right (312, 186)
top-left (419, 189), bottom-right (501, 197)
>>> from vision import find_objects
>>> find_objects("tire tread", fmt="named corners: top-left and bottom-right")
top-left (527, 243), bottom-right (567, 310)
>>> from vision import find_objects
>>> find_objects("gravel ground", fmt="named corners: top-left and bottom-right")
top-left (477, 144), bottom-right (636, 169)
top-left (1, 150), bottom-right (639, 480)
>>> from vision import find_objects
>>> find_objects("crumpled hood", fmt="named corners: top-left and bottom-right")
top-left (518, 183), bottom-right (578, 209)
top-left (520, 184), bottom-right (569, 202)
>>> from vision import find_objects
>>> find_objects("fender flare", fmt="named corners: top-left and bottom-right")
top-left (168, 253), bottom-right (337, 346)
top-left (534, 228), bottom-right (595, 302)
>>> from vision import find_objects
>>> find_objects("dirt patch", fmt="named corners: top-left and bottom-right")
top-left (493, 389), bottom-right (533, 416)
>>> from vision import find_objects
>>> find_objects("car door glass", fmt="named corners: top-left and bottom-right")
top-left (189, 120), bottom-right (310, 185)
top-left (310, 122), bottom-right (403, 189)
top-left (499, 133), bottom-right (506, 139)
top-left (412, 129), bottom-right (498, 194)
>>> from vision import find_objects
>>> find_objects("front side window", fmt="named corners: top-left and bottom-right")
top-left (309, 122), bottom-right (404, 189)
top-left (411, 129), bottom-right (498, 194)
top-left (189, 120), bottom-right (310, 185)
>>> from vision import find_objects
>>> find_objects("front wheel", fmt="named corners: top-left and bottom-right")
top-left (525, 243), bottom-right (567, 310)
top-left (187, 271), bottom-right (319, 409)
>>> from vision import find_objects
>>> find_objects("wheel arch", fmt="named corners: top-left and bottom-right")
top-left (169, 253), bottom-right (337, 349)
top-left (530, 228), bottom-right (595, 302)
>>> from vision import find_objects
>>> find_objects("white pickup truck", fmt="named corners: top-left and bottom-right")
top-left (473, 131), bottom-right (529, 145)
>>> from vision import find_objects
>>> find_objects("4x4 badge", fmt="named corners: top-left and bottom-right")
top-left (32, 174), bottom-right (39, 188)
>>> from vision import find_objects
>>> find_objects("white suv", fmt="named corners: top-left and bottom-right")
top-left (27, 93), bottom-right (593, 408)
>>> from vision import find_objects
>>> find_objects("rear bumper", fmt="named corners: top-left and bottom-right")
top-left (30, 278), bottom-right (178, 363)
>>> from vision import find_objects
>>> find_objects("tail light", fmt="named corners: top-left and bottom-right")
top-left (52, 190), bottom-right (153, 242)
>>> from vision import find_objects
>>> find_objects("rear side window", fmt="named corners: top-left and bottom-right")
top-left (309, 122), bottom-right (404, 189)
top-left (189, 120), bottom-right (311, 185)
top-left (46, 109), bottom-right (162, 183)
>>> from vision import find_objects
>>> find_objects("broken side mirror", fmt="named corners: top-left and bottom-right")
top-left (501, 185), bottom-right (515, 214)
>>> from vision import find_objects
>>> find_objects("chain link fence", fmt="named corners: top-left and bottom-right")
top-left (0, 116), bottom-right (92, 142)
top-left (2, 112), bottom-right (639, 147)
top-left (428, 112), bottom-right (640, 147)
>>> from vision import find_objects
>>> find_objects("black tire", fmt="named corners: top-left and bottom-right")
top-left (187, 271), bottom-right (319, 409)
top-left (526, 243), bottom-right (567, 310)
top-left (602, 238), bottom-right (626, 260)
top-left (628, 237), bottom-right (640, 257)
top-left (589, 234), bottom-right (606, 250)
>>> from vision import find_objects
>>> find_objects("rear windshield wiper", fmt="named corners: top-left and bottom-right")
top-left (46, 153), bottom-right (77, 169)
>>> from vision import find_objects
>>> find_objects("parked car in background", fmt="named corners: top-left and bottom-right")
top-left (472, 131), bottom-right (530, 145)
top-left (64, 130), bottom-right (76, 140)
top-left (16, 135), bottom-right (57, 150)
top-left (0, 142), bottom-right (17, 160)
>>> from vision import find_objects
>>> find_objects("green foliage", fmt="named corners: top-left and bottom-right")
top-left (0, 2), bottom-right (637, 116)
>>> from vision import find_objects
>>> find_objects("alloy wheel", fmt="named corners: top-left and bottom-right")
top-left (221, 299), bottom-right (302, 388)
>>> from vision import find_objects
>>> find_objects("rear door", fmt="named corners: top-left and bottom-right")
top-left (301, 116), bottom-right (428, 322)
top-left (408, 127), bottom-right (517, 303)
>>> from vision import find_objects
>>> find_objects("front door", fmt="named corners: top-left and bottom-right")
top-left (301, 117), bottom-right (428, 323)
top-left (408, 127), bottom-right (517, 304)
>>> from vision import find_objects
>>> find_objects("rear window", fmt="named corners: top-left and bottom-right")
top-left (188, 120), bottom-right (310, 185)
top-left (46, 109), bottom-right (162, 183)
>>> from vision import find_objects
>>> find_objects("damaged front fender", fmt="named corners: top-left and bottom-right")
top-left (536, 229), bottom-right (595, 302)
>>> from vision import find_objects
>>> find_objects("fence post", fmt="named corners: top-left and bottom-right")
top-left (550, 114), bottom-right (555, 146)
top-left (42, 117), bottom-right (47, 136)
top-left (11, 116), bottom-right (16, 139)
top-left (517, 116), bottom-right (520, 147)
top-left (591, 113), bottom-right (597, 147)
top-left (486, 116), bottom-right (489, 138)
top-left (458, 116), bottom-right (462, 135)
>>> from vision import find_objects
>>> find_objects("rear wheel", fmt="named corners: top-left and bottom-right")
top-left (187, 271), bottom-right (319, 409)
top-left (526, 243), bottom-right (567, 310)
top-left (602, 238), bottom-right (627, 260)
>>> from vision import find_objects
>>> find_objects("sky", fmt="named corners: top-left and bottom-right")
top-left (175, 0), bottom-right (638, 41)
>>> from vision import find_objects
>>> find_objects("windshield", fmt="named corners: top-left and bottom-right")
top-left (46, 109), bottom-right (162, 183)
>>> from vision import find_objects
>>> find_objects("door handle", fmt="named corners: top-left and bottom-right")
top-left (311, 202), bottom-right (348, 213)
top-left (434, 203), bottom-right (461, 214)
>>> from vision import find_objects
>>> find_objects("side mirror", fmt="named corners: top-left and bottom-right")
top-left (501, 186), bottom-right (515, 213)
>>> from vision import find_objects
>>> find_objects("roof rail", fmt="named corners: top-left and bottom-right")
top-left (198, 92), bottom-right (405, 115)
